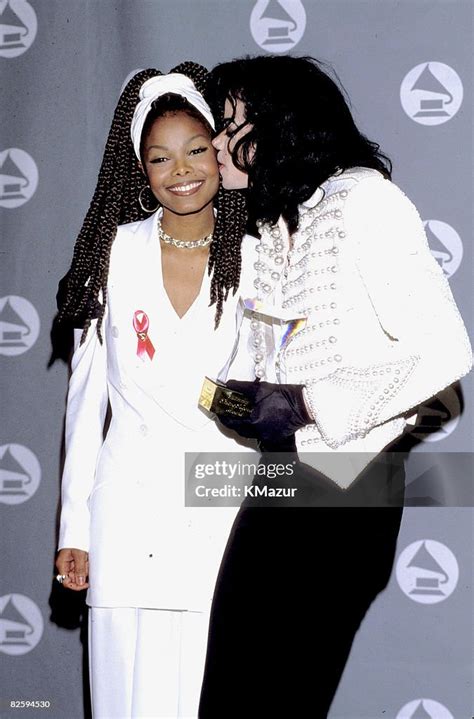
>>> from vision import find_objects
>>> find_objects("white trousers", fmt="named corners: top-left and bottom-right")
top-left (88, 607), bottom-right (210, 719)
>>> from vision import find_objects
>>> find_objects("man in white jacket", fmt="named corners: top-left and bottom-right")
top-left (198, 55), bottom-right (472, 718)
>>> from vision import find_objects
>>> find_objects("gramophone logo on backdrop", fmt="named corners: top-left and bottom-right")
top-left (0, 444), bottom-right (41, 505)
top-left (400, 62), bottom-right (463, 125)
top-left (0, 295), bottom-right (40, 356)
top-left (0, 594), bottom-right (43, 655)
top-left (396, 698), bottom-right (454, 719)
top-left (424, 220), bottom-right (463, 279)
top-left (410, 386), bottom-right (461, 443)
top-left (250, 0), bottom-right (306, 53)
top-left (0, 148), bottom-right (39, 208)
top-left (396, 540), bottom-right (459, 604)
top-left (0, 0), bottom-right (37, 58)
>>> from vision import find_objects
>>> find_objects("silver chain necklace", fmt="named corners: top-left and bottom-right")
top-left (158, 223), bottom-right (213, 249)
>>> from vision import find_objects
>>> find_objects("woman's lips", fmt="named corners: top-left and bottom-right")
top-left (166, 180), bottom-right (204, 196)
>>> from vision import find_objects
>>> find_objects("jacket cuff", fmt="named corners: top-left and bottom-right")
top-left (304, 357), bottom-right (418, 448)
top-left (58, 505), bottom-right (90, 553)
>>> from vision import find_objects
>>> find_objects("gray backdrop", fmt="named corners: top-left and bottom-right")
top-left (1, 1), bottom-right (472, 718)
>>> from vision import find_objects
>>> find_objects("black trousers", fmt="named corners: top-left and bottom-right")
top-left (199, 451), bottom-right (405, 718)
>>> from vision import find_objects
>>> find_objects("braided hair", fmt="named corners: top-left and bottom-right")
top-left (57, 61), bottom-right (247, 345)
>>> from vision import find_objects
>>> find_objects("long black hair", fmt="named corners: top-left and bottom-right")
top-left (207, 55), bottom-right (391, 234)
top-left (56, 61), bottom-right (247, 346)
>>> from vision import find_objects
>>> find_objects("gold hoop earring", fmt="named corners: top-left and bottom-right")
top-left (138, 185), bottom-right (159, 213)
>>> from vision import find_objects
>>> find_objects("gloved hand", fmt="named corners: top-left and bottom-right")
top-left (217, 379), bottom-right (313, 443)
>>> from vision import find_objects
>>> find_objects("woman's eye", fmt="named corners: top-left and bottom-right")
top-left (150, 157), bottom-right (168, 164)
top-left (190, 147), bottom-right (208, 155)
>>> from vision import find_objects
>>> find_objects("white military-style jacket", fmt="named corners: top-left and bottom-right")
top-left (229, 168), bottom-right (472, 487)
top-left (58, 210), bottom-right (256, 611)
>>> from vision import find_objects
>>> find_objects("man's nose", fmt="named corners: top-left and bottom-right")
top-left (212, 131), bottom-right (225, 151)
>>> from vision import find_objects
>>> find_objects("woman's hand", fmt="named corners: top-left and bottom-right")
top-left (56, 548), bottom-right (89, 591)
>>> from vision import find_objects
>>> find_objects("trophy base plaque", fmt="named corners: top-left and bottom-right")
top-left (199, 377), bottom-right (252, 418)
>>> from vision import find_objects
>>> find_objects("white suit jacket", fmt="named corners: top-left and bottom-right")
top-left (229, 168), bottom-right (472, 487)
top-left (58, 210), bottom-right (256, 610)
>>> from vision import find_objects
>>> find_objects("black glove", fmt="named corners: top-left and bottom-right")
top-left (217, 379), bottom-right (313, 444)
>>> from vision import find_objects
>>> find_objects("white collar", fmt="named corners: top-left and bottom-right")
top-left (300, 168), bottom-right (346, 208)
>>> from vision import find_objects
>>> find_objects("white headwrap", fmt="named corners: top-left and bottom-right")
top-left (130, 73), bottom-right (215, 160)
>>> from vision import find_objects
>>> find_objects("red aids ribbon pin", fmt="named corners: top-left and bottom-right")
top-left (133, 310), bottom-right (155, 360)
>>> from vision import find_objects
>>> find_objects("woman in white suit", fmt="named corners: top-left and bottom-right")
top-left (55, 62), bottom-right (252, 718)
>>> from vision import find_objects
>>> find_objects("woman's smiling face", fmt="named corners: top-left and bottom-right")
top-left (141, 110), bottom-right (219, 215)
